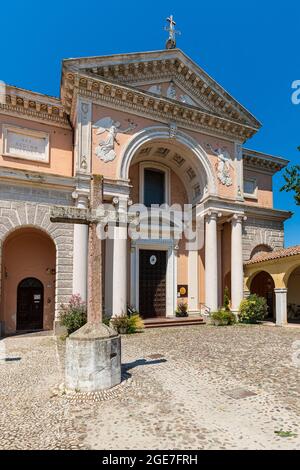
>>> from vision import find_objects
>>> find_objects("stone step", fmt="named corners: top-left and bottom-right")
top-left (144, 317), bottom-right (205, 329)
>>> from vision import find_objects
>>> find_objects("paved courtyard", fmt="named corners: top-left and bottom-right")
top-left (0, 324), bottom-right (300, 450)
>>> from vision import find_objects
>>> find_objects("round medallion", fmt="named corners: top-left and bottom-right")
top-left (150, 255), bottom-right (157, 266)
top-left (179, 287), bottom-right (187, 296)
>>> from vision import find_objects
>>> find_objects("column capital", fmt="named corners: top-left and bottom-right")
top-left (206, 210), bottom-right (222, 221)
top-left (112, 195), bottom-right (131, 206)
top-left (231, 213), bottom-right (247, 224)
top-left (274, 288), bottom-right (288, 294)
top-left (72, 189), bottom-right (90, 208)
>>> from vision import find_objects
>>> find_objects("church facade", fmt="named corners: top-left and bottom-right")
top-left (0, 46), bottom-right (292, 335)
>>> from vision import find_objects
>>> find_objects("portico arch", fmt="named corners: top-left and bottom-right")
top-left (118, 126), bottom-right (217, 202)
top-left (286, 265), bottom-right (300, 323)
top-left (1, 227), bottom-right (56, 333)
top-left (0, 202), bottom-right (74, 334)
top-left (250, 270), bottom-right (275, 320)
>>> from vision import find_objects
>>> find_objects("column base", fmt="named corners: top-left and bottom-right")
top-left (53, 320), bottom-right (68, 337)
top-left (65, 322), bottom-right (121, 392)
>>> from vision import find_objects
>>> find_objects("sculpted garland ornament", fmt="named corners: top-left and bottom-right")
top-left (93, 117), bottom-right (137, 162)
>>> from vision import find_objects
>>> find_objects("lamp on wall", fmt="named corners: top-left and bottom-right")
top-left (46, 268), bottom-right (56, 275)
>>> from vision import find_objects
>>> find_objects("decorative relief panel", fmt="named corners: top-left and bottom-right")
top-left (206, 143), bottom-right (233, 187)
top-left (147, 81), bottom-right (196, 106)
top-left (93, 116), bottom-right (137, 163)
top-left (2, 125), bottom-right (49, 163)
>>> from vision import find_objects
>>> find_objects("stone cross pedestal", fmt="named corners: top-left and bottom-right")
top-left (51, 175), bottom-right (121, 392)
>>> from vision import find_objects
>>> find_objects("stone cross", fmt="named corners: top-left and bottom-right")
top-left (50, 175), bottom-right (104, 324)
top-left (165, 14), bottom-right (181, 49)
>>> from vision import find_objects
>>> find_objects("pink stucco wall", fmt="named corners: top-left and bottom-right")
top-left (244, 169), bottom-right (273, 208)
top-left (0, 114), bottom-right (73, 176)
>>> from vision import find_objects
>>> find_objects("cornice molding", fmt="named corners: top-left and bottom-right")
top-left (243, 148), bottom-right (289, 175)
top-left (0, 166), bottom-right (75, 190)
top-left (62, 71), bottom-right (257, 143)
top-left (0, 86), bottom-right (71, 129)
top-left (198, 195), bottom-right (292, 222)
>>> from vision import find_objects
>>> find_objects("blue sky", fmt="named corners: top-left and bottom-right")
top-left (1, 0), bottom-right (299, 245)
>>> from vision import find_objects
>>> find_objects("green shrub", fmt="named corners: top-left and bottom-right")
top-left (110, 313), bottom-right (144, 334)
top-left (211, 310), bottom-right (236, 326)
top-left (239, 294), bottom-right (268, 324)
top-left (60, 294), bottom-right (87, 335)
top-left (102, 314), bottom-right (111, 326)
top-left (127, 314), bottom-right (144, 333)
top-left (175, 302), bottom-right (188, 318)
top-left (223, 287), bottom-right (231, 311)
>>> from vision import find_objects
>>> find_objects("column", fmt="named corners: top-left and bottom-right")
top-left (205, 212), bottom-right (218, 312)
top-left (217, 226), bottom-right (223, 307)
top-left (231, 214), bottom-right (244, 312)
top-left (112, 198), bottom-right (128, 317)
top-left (72, 192), bottom-right (89, 301)
top-left (275, 288), bottom-right (288, 326)
top-left (130, 243), bottom-right (137, 308)
top-left (104, 238), bottom-right (113, 317)
top-left (188, 249), bottom-right (199, 313)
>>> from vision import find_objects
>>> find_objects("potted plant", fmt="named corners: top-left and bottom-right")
top-left (175, 302), bottom-right (189, 318)
top-left (211, 310), bottom-right (236, 326)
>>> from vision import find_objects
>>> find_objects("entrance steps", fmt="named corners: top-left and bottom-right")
top-left (144, 316), bottom-right (205, 329)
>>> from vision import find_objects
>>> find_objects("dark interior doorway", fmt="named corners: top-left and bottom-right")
top-left (139, 250), bottom-right (167, 318)
top-left (17, 278), bottom-right (44, 330)
top-left (250, 271), bottom-right (275, 320)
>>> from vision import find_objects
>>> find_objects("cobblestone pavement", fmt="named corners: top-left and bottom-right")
top-left (0, 325), bottom-right (300, 450)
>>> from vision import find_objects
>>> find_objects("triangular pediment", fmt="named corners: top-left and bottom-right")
top-left (137, 80), bottom-right (211, 111)
top-left (63, 49), bottom-right (261, 129)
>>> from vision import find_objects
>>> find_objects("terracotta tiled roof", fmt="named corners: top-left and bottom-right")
top-left (245, 245), bottom-right (300, 265)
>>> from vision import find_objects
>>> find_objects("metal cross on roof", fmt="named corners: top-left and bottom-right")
top-left (164, 15), bottom-right (181, 49)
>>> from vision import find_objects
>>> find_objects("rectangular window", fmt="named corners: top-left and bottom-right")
top-left (144, 168), bottom-right (165, 207)
top-left (244, 178), bottom-right (257, 198)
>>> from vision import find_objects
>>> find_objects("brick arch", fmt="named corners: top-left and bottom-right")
top-left (250, 244), bottom-right (273, 260)
top-left (0, 202), bottom-right (74, 325)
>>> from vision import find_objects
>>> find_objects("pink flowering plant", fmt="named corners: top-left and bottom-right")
top-left (60, 294), bottom-right (87, 334)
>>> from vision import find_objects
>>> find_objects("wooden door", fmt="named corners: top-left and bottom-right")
top-left (17, 278), bottom-right (44, 330)
top-left (139, 250), bottom-right (167, 318)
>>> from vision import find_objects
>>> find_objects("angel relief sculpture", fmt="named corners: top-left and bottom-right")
top-left (93, 117), bottom-right (137, 163)
top-left (206, 144), bottom-right (233, 187)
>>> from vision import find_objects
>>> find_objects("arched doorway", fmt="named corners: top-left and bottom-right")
top-left (17, 278), bottom-right (44, 330)
top-left (250, 271), bottom-right (275, 320)
top-left (287, 266), bottom-right (300, 323)
top-left (1, 227), bottom-right (56, 334)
